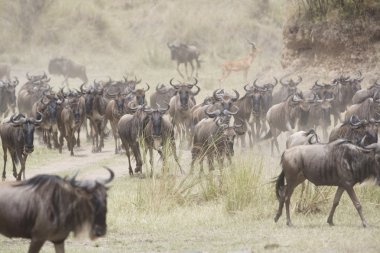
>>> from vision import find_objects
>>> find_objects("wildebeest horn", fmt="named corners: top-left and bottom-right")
top-left (40, 97), bottom-right (49, 105)
top-left (157, 103), bottom-right (170, 113)
top-left (156, 84), bottom-right (165, 93)
top-left (169, 78), bottom-right (180, 88)
top-left (325, 94), bottom-right (335, 102)
top-left (253, 79), bottom-right (261, 89)
top-left (135, 76), bottom-right (141, 84)
top-left (291, 94), bottom-right (302, 102)
top-left (213, 88), bottom-right (224, 100)
top-left (191, 85), bottom-right (201, 96)
top-left (223, 106), bottom-right (238, 115)
top-left (26, 72), bottom-right (31, 80)
top-left (10, 113), bottom-right (26, 125)
top-left (128, 101), bottom-right (139, 111)
top-left (12, 77), bottom-right (19, 86)
top-left (244, 83), bottom-right (253, 92)
top-left (271, 77), bottom-right (278, 87)
top-left (231, 89), bottom-right (240, 101)
top-left (205, 107), bottom-right (221, 118)
top-left (144, 83), bottom-right (150, 92)
top-left (349, 115), bottom-right (361, 127)
top-left (80, 82), bottom-right (87, 93)
top-left (314, 80), bottom-right (324, 87)
top-left (34, 112), bottom-right (43, 124)
top-left (96, 167), bottom-right (115, 185)
top-left (190, 77), bottom-right (198, 86)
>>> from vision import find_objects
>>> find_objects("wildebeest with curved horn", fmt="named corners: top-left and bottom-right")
top-left (345, 92), bottom-right (380, 122)
top-left (271, 76), bottom-right (302, 105)
top-left (143, 104), bottom-right (183, 176)
top-left (191, 108), bottom-right (243, 173)
top-left (168, 78), bottom-right (200, 146)
top-left (329, 115), bottom-right (380, 146)
top-left (118, 104), bottom-right (152, 175)
top-left (285, 129), bottom-right (319, 149)
top-left (275, 139), bottom-right (380, 227)
top-left (150, 83), bottom-right (176, 109)
top-left (0, 113), bottom-right (42, 181)
top-left (48, 57), bottom-right (88, 86)
top-left (352, 79), bottom-right (380, 104)
top-left (167, 42), bottom-right (201, 80)
top-left (0, 167), bottom-right (114, 253)
top-left (262, 93), bottom-right (311, 155)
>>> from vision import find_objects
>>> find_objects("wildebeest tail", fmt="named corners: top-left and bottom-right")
top-left (275, 170), bottom-right (285, 200)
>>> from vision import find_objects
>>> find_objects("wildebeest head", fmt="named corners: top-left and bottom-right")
top-left (215, 114), bottom-right (243, 156)
top-left (170, 78), bottom-right (200, 109)
top-left (280, 76), bottom-right (302, 95)
top-left (69, 168), bottom-right (114, 238)
top-left (128, 102), bottom-right (153, 128)
top-left (10, 113), bottom-right (43, 154)
top-left (26, 72), bottom-right (50, 84)
top-left (123, 76), bottom-right (142, 92)
top-left (149, 104), bottom-right (170, 149)
top-left (132, 83), bottom-right (150, 106)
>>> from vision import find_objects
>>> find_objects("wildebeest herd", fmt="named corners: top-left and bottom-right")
top-left (0, 55), bottom-right (380, 252)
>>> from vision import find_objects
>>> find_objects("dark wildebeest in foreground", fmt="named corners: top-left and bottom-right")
top-left (0, 113), bottom-right (42, 181)
top-left (275, 139), bottom-right (380, 227)
top-left (329, 115), bottom-right (380, 146)
top-left (0, 168), bottom-right (114, 253)
top-left (0, 63), bottom-right (11, 81)
top-left (143, 104), bottom-right (183, 176)
top-left (48, 57), bottom-right (88, 86)
top-left (167, 42), bottom-right (201, 80)
top-left (118, 104), bottom-right (152, 176)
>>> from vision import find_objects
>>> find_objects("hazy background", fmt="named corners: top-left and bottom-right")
top-left (0, 0), bottom-right (287, 89)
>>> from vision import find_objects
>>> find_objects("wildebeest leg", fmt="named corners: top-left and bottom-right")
top-left (207, 154), bottom-right (215, 172)
top-left (76, 127), bottom-right (81, 147)
top-left (345, 186), bottom-right (368, 227)
top-left (131, 142), bottom-right (142, 173)
top-left (148, 147), bottom-right (154, 177)
top-left (28, 238), bottom-right (45, 253)
top-left (284, 176), bottom-right (305, 227)
top-left (54, 242), bottom-right (64, 253)
top-left (17, 154), bottom-right (27, 181)
top-left (2, 147), bottom-right (7, 180)
top-left (121, 140), bottom-right (133, 175)
top-left (171, 140), bottom-right (183, 174)
top-left (327, 186), bottom-right (344, 226)
top-left (176, 62), bottom-right (185, 79)
top-left (11, 152), bottom-right (18, 178)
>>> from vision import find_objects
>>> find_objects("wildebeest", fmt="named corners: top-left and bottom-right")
top-left (219, 40), bottom-right (257, 83)
top-left (345, 94), bottom-right (380, 121)
top-left (271, 76), bottom-right (302, 105)
top-left (285, 129), bottom-right (319, 149)
top-left (352, 79), bottom-right (380, 104)
top-left (118, 104), bottom-right (152, 175)
top-left (59, 95), bottom-right (85, 156)
top-left (17, 73), bottom-right (51, 116)
top-left (332, 72), bottom-right (363, 113)
top-left (0, 78), bottom-right (19, 118)
top-left (0, 63), bottom-right (11, 81)
top-left (81, 83), bottom-right (108, 152)
top-left (48, 57), bottom-right (88, 86)
top-left (191, 109), bottom-right (243, 173)
top-left (104, 92), bottom-right (132, 154)
top-left (0, 167), bottom-right (114, 253)
top-left (167, 42), bottom-right (201, 80)
top-left (329, 115), bottom-right (380, 146)
top-left (168, 78), bottom-right (200, 146)
top-left (143, 104), bottom-right (183, 176)
top-left (263, 93), bottom-right (312, 155)
top-left (306, 94), bottom-right (334, 140)
top-left (0, 113), bottom-right (42, 181)
top-left (275, 139), bottom-right (380, 227)
top-left (150, 83), bottom-right (176, 109)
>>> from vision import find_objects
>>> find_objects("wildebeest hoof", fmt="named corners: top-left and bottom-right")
top-left (274, 215), bottom-right (280, 223)
top-left (362, 221), bottom-right (368, 228)
top-left (286, 221), bottom-right (294, 227)
top-left (135, 167), bottom-right (142, 173)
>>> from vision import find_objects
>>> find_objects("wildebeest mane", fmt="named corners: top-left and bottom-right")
top-left (13, 174), bottom-right (94, 234)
